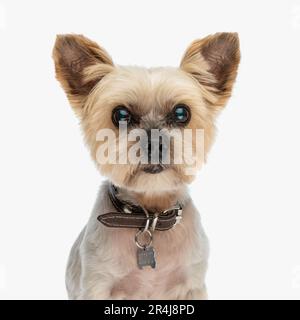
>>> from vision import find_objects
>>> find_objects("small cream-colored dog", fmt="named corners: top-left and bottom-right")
top-left (53, 32), bottom-right (240, 300)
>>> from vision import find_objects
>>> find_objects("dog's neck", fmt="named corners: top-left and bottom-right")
top-left (114, 185), bottom-right (189, 213)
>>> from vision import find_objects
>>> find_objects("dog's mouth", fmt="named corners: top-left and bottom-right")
top-left (142, 164), bottom-right (165, 174)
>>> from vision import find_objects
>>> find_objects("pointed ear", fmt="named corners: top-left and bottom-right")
top-left (52, 34), bottom-right (114, 110)
top-left (180, 32), bottom-right (240, 107)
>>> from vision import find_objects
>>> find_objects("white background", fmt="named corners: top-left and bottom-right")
top-left (0, 0), bottom-right (300, 299)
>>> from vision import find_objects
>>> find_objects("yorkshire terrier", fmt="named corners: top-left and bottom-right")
top-left (53, 32), bottom-right (240, 299)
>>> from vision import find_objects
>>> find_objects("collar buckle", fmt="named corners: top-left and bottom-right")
top-left (174, 206), bottom-right (183, 226)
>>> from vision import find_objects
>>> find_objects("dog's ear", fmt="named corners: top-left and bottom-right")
top-left (53, 34), bottom-right (114, 111)
top-left (180, 32), bottom-right (240, 107)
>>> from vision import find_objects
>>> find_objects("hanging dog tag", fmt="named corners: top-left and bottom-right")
top-left (137, 246), bottom-right (156, 269)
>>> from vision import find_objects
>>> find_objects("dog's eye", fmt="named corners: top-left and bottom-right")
top-left (112, 106), bottom-right (132, 127)
top-left (172, 104), bottom-right (190, 124)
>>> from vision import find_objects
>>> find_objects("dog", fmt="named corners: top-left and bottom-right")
top-left (52, 32), bottom-right (240, 299)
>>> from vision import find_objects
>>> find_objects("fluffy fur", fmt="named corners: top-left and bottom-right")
top-left (53, 32), bottom-right (240, 299)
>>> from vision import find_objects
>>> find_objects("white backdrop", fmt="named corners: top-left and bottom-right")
top-left (0, 0), bottom-right (300, 299)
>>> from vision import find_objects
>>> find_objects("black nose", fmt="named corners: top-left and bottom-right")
top-left (144, 130), bottom-right (168, 164)
top-left (147, 138), bottom-right (164, 163)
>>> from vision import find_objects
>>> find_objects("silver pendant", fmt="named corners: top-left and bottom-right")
top-left (137, 246), bottom-right (156, 269)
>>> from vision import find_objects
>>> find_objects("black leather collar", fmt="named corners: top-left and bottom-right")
top-left (97, 183), bottom-right (183, 231)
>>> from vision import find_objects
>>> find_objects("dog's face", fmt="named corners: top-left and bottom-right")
top-left (53, 33), bottom-right (240, 193)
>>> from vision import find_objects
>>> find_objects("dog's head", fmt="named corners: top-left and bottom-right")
top-left (53, 33), bottom-right (240, 193)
